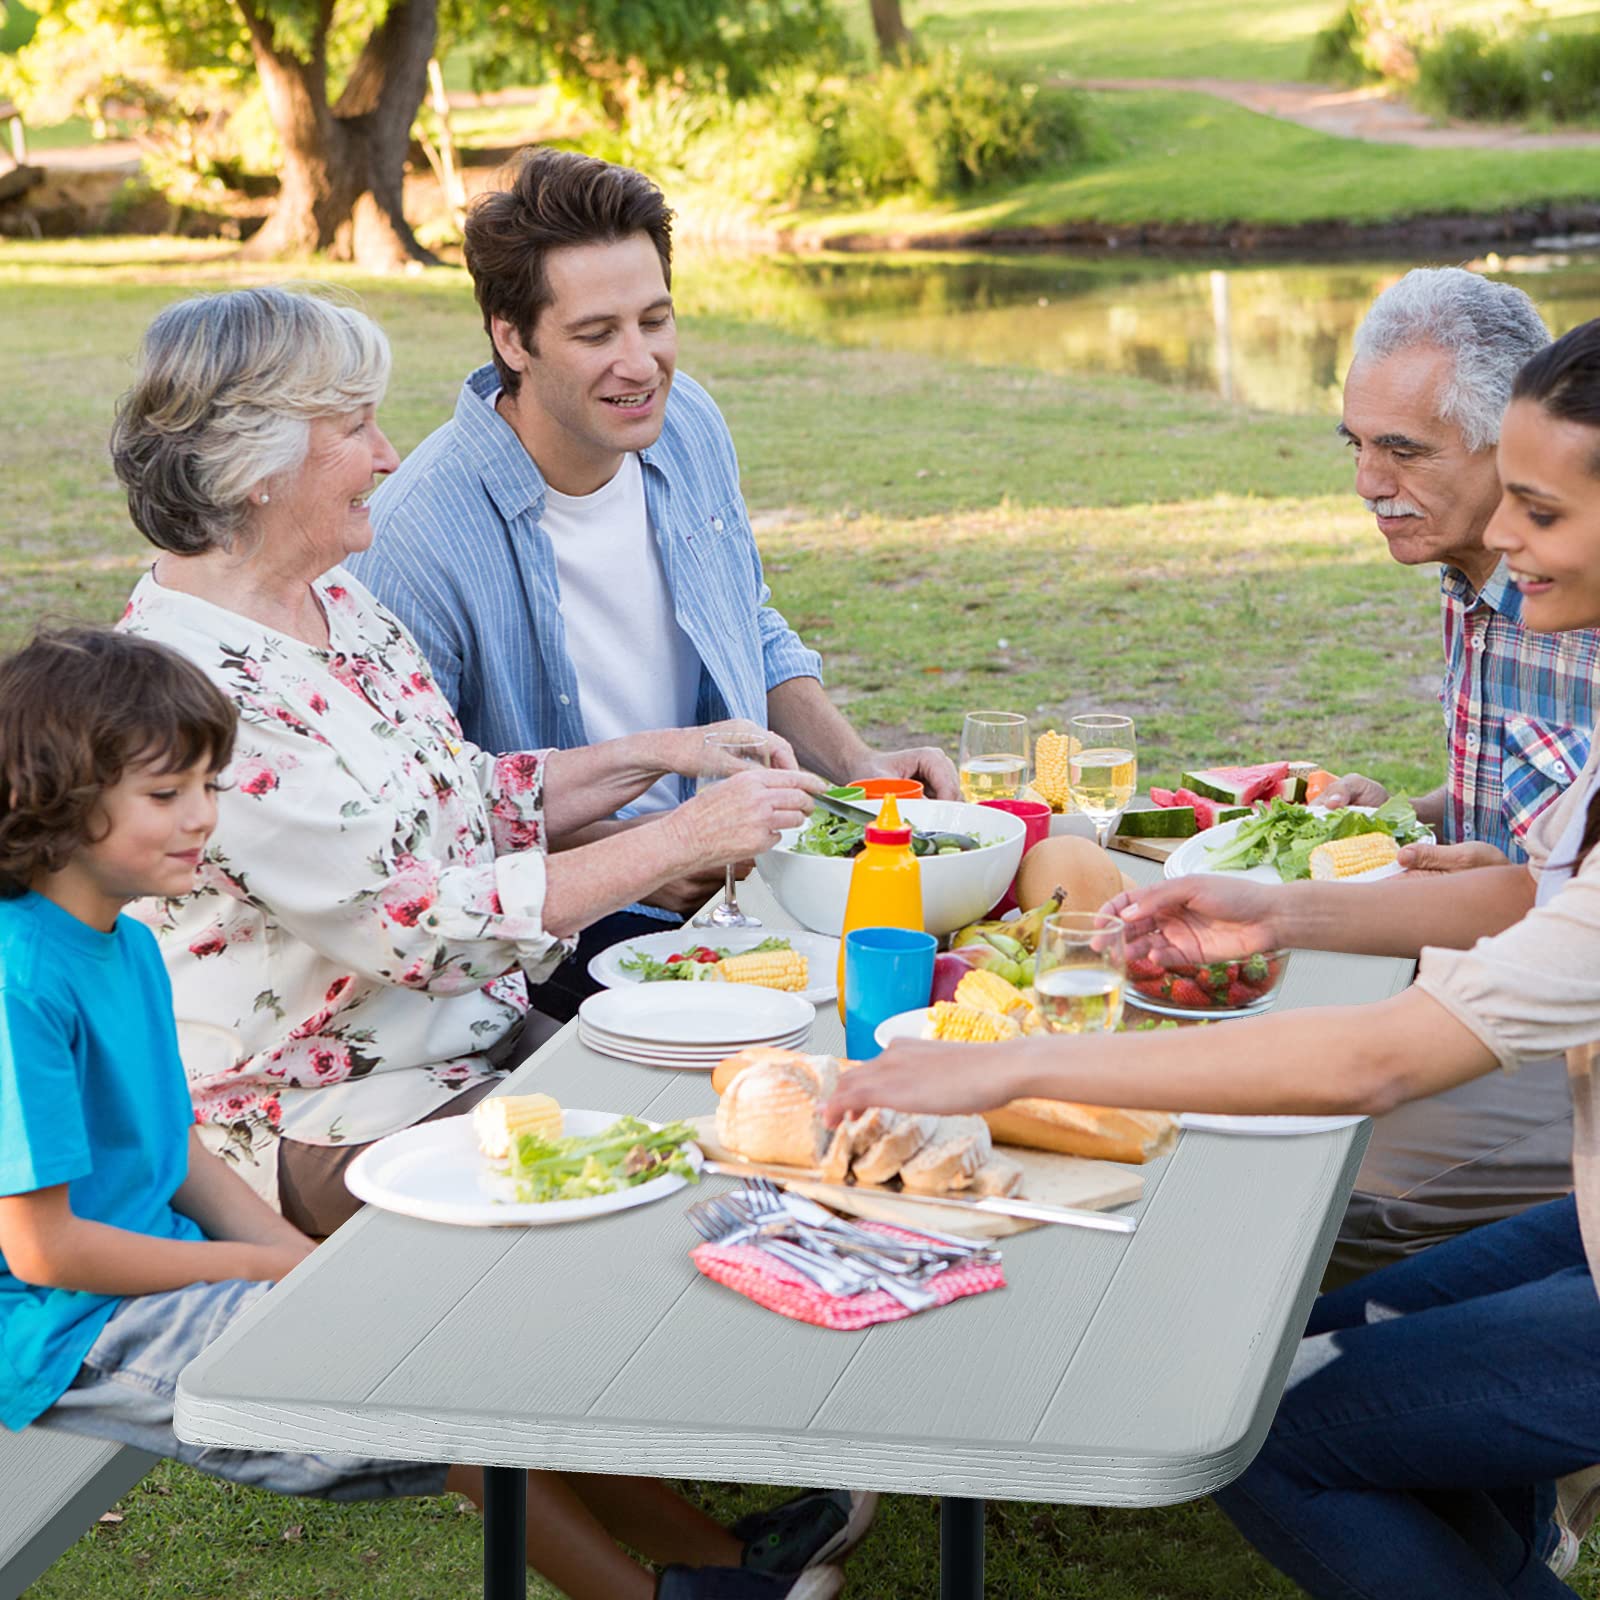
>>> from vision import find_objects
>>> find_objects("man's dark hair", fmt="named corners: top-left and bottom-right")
top-left (0, 627), bottom-right (237, 896)
top-left (463, 147), bottom-right (675, 398)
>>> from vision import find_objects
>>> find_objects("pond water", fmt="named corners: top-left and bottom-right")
top-left (689, 247), bottom-right (1600, 417)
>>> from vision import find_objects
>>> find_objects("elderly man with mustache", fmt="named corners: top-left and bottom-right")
top-left (1325, 268), bottom-right (1599, 867)
top-left (1314, 271), bottom-right (1600, 1331)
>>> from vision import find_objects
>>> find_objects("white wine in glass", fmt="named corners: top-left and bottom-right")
top-left (691, 732), bottom-right (770, 930)
top-left (1034, 911), bottom-right (1125, 1035)
top-left (958, 712), bottom-right (1030, 804)
top-left (1067, 714), bottom-right (1137, 847)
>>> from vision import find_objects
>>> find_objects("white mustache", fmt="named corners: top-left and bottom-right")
top-left (1364, 497), bottom-right (1424, 518)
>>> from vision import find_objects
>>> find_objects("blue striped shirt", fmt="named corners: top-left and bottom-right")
top-left (353, 362), bottom-right (822, 778)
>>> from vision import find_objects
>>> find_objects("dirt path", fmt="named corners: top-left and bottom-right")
top-left (1068, 76), bottom-right (1600, 150)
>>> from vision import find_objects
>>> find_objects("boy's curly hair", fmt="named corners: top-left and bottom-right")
top-left (0, 627), bottom-right (237, 896)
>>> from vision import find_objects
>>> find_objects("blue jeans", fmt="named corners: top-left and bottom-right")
top-left (1215, 1193), bottom-right (1600, 1599)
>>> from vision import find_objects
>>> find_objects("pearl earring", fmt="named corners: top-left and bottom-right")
top-left (258, 492), bottom-right (270, 505)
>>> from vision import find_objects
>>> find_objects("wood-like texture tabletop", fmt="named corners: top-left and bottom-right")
top-left (176, 862), bottom-right (1404, 1506)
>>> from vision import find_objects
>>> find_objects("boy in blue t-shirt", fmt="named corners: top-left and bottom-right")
top-left (0, 628), bottom-right (447, 1502)
top-left (0, 626), bottom-right (871, 1599)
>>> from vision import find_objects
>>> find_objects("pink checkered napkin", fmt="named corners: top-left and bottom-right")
top-left (690, 1219), bottom-right (1006, 1330)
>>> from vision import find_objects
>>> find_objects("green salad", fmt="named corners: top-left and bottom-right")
top-left (497, 1116), bottom-right (699, 1204)
top-left (617, 936), bottom-right (793, 982)
top-left (1204, 797), bottom-right (1430, 882)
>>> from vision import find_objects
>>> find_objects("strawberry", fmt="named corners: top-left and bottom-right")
top-left (1126, 954), bottom-right (1165, 980)
top-left (1227, 981), bottom-right (1259, 1008)
top-left (1132, 977), bottom-right (1168, 998)
top-left (1167, 977), bottom-right (1210, 1008)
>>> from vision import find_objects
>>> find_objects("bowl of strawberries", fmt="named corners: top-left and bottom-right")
top-left (1124, 950), bottom-right (1290, 1019)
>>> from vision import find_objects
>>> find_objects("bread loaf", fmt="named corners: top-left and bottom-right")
top-left (982, 1099), bottom-right (1176, 1165)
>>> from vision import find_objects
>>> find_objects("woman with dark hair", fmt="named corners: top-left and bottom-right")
top-left (827, 320), bottom-right (1600, 1598)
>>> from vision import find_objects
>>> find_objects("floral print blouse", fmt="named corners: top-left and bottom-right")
top-left (121, 567), bottom-right (571, 1202)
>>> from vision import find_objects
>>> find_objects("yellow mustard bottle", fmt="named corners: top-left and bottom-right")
top-left (836, 796), bottom-right (925, 1020)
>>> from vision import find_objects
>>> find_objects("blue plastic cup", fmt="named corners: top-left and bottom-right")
top-left (844, 927), bottom-right (938, 1060)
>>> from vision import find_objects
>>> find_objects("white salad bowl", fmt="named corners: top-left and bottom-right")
top-left (754, 798), bottom-right (1027, 938)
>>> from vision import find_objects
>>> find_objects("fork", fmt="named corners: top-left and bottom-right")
top-left (742, 1176), bottom-right (994, 1266)
top-left (687, 1196), bottom-right (869, 1298)
top-left (705, 1189), bottom-right (941, 1311)
top-left (689, 1193), bottom-right (940, 1308)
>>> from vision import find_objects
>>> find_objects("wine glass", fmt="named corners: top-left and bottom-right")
top-left (1067, 713), bottom-right (1137, 848)
top-left (958, 711), bottom-right (1030, 804)
top-left (691, 731), bottom-right (771, 930)
top-left (1033, 911), bottom-right (1126, 1035)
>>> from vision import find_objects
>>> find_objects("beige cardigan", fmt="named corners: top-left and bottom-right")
top-left (1416, 735), bottom-right (1600, 1286)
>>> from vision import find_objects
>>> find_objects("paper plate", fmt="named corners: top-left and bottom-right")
top-left (1177, 1113), bottom-right (1368, 1136)
top-left (1164, 807), bottom-right (1413, 884)
top-left (343, 1110), bottom-right (703, 1226)
top-left (587, 927), bottom-right (842, 1007)
top-left (579, 984), bottom-right (815, 1046)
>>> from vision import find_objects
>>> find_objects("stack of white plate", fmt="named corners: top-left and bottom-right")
top-left (577, 985), bottom-right (815, 1070)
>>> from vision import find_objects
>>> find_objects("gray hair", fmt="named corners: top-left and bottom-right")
top-left (1351, 267), bottom-right (1549, 452)
top-left (111, 287), bottom-right (392, 556)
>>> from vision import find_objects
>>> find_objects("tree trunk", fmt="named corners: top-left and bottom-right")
top-left (236, 0), bottom-right (438, 269)
top-left (869, 0), bottom-right (916, 63)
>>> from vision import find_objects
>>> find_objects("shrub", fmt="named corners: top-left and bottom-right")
top-left (1414, 26), bottom-right (1531, 121)
top-left (604, 53), bottom-right (1087, 207)
top-left (1307, 2), bottom-right (1418, 87)
top-left (1533, 29), bottom-right (1600, 123)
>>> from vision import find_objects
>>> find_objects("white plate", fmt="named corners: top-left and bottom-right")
top-left (1163, 807), bottom-right (1414, 884)
top-left (580, 1021), bottom-right (812, 1055)
top-left (874, 1007), bottom-right (934, 1049)
top-left (343, 1109), bottom-right (702, 1226)
top-left (587, 927), bottom-right (842, 1006)
top-left (578, 1023), bottom-right (811, 1068)
top-left (1177, 1113), bottom-right (1368, 1136)
top-left (579, 984), bottom-right (815, 1045)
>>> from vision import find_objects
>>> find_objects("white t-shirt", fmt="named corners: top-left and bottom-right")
top-left (543, 454), bottom-right (701, 815)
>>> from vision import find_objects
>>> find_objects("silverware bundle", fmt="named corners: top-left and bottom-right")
top-left (687, 1175), bottom-right (998, 1312)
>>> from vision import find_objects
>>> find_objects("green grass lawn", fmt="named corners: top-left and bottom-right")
top-left (908, 0), bottom-right (1600, 81)
top-left (3, 240), bottom-right (1596, 1598)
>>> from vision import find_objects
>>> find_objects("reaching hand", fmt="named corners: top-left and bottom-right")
top-left (1101, 877), bottom-right (1286, 967)
top-left (673, 767), bottom-right (822, 870)
top-left (1315, 772), bottom-right (1390, 811)
top-left (823, 1039), bottom-right (1034, 1124)
top-left (857, 746), bottom-right (961, 801)
top-left (1397, 838), bottom-right (1510, 874)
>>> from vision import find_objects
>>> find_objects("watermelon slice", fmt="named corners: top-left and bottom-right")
top-left (1173, 788), bottom-right (1250, 831)
top-left (1149, 787), bottom-right (1182, 808)
top-left (1181, 762), bottom-right (1290, 807)
top-left (1116, 806), bottom-right (1197, 838)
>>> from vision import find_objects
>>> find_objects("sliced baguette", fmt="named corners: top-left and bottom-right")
top-left (982, 1098), bottom-right (1177, 1165)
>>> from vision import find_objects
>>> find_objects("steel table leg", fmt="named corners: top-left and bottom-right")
top-left (483, 1465), bottom-right (527, 1600)
top-left (939, 1496), bottom-right (984, 1598)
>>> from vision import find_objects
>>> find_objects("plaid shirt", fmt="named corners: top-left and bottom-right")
top-left (1439, 561), bottom-right (1599, 862)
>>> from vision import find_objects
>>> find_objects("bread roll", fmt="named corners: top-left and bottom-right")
top-left (712, 1045), bottom-right (814, 1097)
top-left (713, 1053), bottom-right (839, 1170)
top-left (982, 1099), bottom-right (1176, 1165)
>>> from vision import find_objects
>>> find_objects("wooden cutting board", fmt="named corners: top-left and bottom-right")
top-left (688, 1116), bottom-right (1143, 1239)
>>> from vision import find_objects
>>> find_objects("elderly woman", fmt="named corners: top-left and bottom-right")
top-left (111, 286), bottom-right (817, 1240)
top-left (109, 288), bottom-right (870, 1600)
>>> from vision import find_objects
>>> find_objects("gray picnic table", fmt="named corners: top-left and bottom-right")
top-left (175, 856), bottom-right (1408, 1599)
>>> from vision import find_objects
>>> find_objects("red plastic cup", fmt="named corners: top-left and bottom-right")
top-left (850, 777), bottom-right (925, 800)
top-left (980, 797), bottom-right (1052, 917)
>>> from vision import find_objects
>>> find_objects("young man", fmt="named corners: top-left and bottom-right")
top-left (1317, 269), bottom-right (1599, 1286)
top-left (352, 149), bottom-right (956, 1017)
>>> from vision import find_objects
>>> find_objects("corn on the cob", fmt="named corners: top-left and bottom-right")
top-left (474, 1093), bottom-right (563, 1160)
top-left (1033, 730), bottom-right (1074, 812)
top-left (923, 1002), bottom-right (1022, 1042)
top-left (1309, 833), bottom-right (1399, 881)
top-left (714, 948), bottom-right (809, 991)
top-left (955, 967), bottom-right (1033, 1020)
